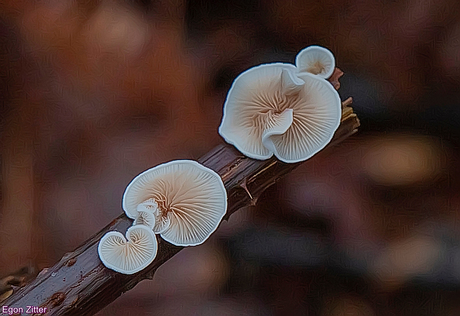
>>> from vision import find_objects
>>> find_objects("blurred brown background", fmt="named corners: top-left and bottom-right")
top-left (2, 0), bottom-right (460, 315)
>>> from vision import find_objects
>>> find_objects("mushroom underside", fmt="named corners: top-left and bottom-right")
top-left (219, 65), bottom-right (341, 163)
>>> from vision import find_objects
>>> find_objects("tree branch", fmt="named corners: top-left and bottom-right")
top-left (1, 72), bottom-right (359, 316)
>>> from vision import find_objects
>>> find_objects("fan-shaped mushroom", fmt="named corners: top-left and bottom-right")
top-left (98, 225), bottom-right (158, 274)
top-left (122, 160), bottom-right (227, 246)
top-left (219, 63), bottom-right (341, 163)
top-left (295, 45), bottom-right (335, 79)
top-left (133, 202), bottom-right (156, 229)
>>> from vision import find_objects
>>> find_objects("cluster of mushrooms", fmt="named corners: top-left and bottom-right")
top-left (98, 46), bottom-right (342, 274)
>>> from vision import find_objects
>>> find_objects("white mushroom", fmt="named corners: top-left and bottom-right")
top-left (295, 45), bottom-right (335, 79)
top-left (133, 203), bottom-right (156, 229)
top-left (98, 225), bottom-right (158, 274)
top-left (122, 160), bottom-right (227, 246)
top-left (219, 63), bottom-right (341, 163)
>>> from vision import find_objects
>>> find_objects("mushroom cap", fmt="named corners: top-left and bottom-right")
top-left (219, 63), bottom-right (342, 163)
top-left (122, 160), bottom-right (227, 246)
top-left (133, 198), bottom-right (158, 229)
top-left (219, 63), bottom-right (296, 160)
top-left (134, 198), bottom-right (171, 233)
top-left (295, 45), bottom-right (335, 79)
top-left (98, 225), bottom-right (158, 274)
top-left (133, 209), bottom-right (156, 229)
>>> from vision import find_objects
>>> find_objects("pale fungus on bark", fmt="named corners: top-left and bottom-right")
top-left (122, 160), bottom-right (228, 246)
top-left (98, 225), bottom-right (158, 275)
top-left (219, 49), bottom-right (341, 163)
top-left (98, 160), bottom-right (227, 274)
top-left (133, 203), bottom-right (156, 229)
top-left (295, 45), bottom-right (336, 79)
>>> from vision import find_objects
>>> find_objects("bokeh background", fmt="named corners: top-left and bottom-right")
top-left (2, 0), bottom-right (460, 315)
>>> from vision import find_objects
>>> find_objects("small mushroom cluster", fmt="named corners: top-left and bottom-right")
top-left (98, 45), bottom-right (341, 275)
top-left (98, 160), bottom-right (227, 274)
top-left (219, 45), bottom-right (341, 163)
